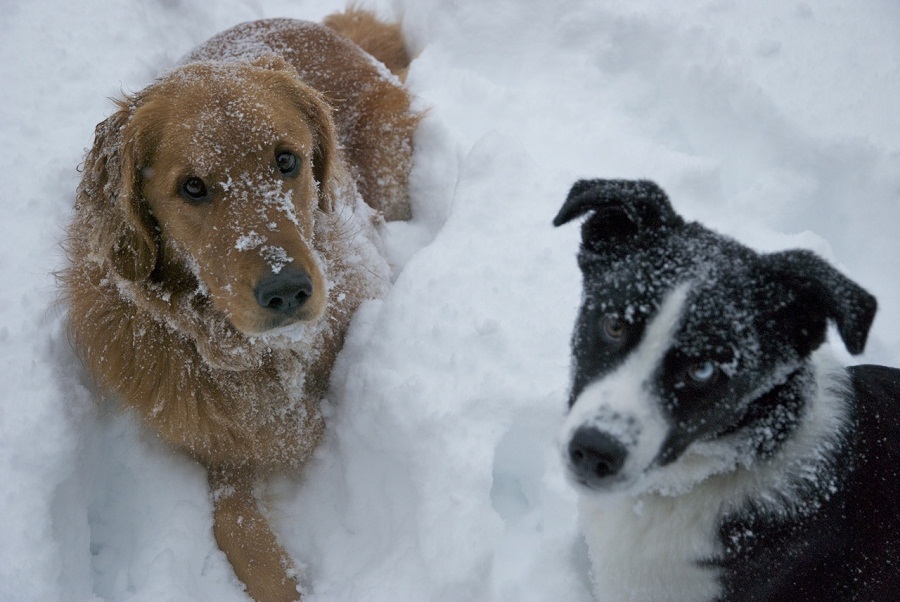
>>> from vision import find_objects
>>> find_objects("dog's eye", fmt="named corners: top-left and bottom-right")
top-left (276, 151), bottom-right (300, 177)
top-left (600, 316), bottom-right (628, 343)
top-left (687, 361), bottom-right (718, 386)
top-left (180, 177), bottom-right (210, 203)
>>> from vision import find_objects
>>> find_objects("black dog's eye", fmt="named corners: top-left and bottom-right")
top-left (180, 176), bottom-right (210, 204)
top-left (600, 316), bottom-right (628, 344)
top-left (276, 151), bottom-right (300, 177)
top-left (686, 361), bottom-right (719, 386)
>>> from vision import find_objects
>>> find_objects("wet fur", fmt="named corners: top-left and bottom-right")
top-left (554, 180), bottom-right (900, 601)
top-left (62, 11), bottom-right (420, 602)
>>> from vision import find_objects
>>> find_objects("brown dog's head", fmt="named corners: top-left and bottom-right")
top-left (87, 56), bottom-right (338, 334)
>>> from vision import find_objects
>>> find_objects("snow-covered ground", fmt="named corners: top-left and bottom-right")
top-left (2, 1), bottom-right (899, 600)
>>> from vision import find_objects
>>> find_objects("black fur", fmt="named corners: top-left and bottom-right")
top-left (717, 365), bottom-right (900, 601)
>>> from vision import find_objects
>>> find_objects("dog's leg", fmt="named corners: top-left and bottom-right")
top-left (208, 467), bottom-right (301, 602)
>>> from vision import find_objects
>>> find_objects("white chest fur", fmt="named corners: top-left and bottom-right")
top-left (578, 488), bottom-right (724, 602)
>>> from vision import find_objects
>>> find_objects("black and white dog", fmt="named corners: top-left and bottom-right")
top-left (553, 180), bottom-right (899, 602)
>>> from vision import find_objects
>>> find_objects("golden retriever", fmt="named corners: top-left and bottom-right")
top-left (62, 9), bottom-right (420, 601)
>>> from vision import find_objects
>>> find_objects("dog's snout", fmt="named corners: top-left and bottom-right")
top-left (254, 268), bottom-right (314, 315)
top-left (568, 426), bottom-right (628, 484)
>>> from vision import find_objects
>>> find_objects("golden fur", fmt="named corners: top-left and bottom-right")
top-left (324, 8), bottom-right (412, 80)
top-left (62, 11), bottom-right (419, 602)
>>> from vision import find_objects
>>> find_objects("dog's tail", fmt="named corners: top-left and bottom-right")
top-left (208, 467), bottom-right (300, 602)
top-left (324, 8), bottom-right (412, 80)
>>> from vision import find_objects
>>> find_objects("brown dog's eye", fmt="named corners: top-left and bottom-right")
top-left (276, 151), bottom-right (300, 177)
top-left (180, 177), bottom-right (210, 204)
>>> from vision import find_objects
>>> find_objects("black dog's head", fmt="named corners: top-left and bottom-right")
top-left (554, 179), bottom-right (876, 495)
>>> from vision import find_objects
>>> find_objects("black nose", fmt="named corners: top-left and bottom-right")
top-left (568, 426), bottom-right (628, 484)
top-left (254, 267), bottom-right (313, 315)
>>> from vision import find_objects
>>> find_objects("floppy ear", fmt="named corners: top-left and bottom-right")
top-left (765, 249), bottom-right (877, 355)
top-left (78, 101), bottom-right (159, 281)
top-left (257, 55), bottom-right (338, 213)
top-left (298, 90), bottom-right (337, 213)
top-left (553, 179), bottom-right (684, 250)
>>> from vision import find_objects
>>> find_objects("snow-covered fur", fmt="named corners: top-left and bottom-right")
top-left (553, 180), bottom-right (900, 601)
top-left (62, 12), bottom-right (419, 602)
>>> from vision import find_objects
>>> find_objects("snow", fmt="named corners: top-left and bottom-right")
top-left (1, 0), bottom-right (899, 600)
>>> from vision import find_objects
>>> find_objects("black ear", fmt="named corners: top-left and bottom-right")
top-left (553, 179), bottom-right (684, 248)
top-left (765, 249), bottom-right (877, 355)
